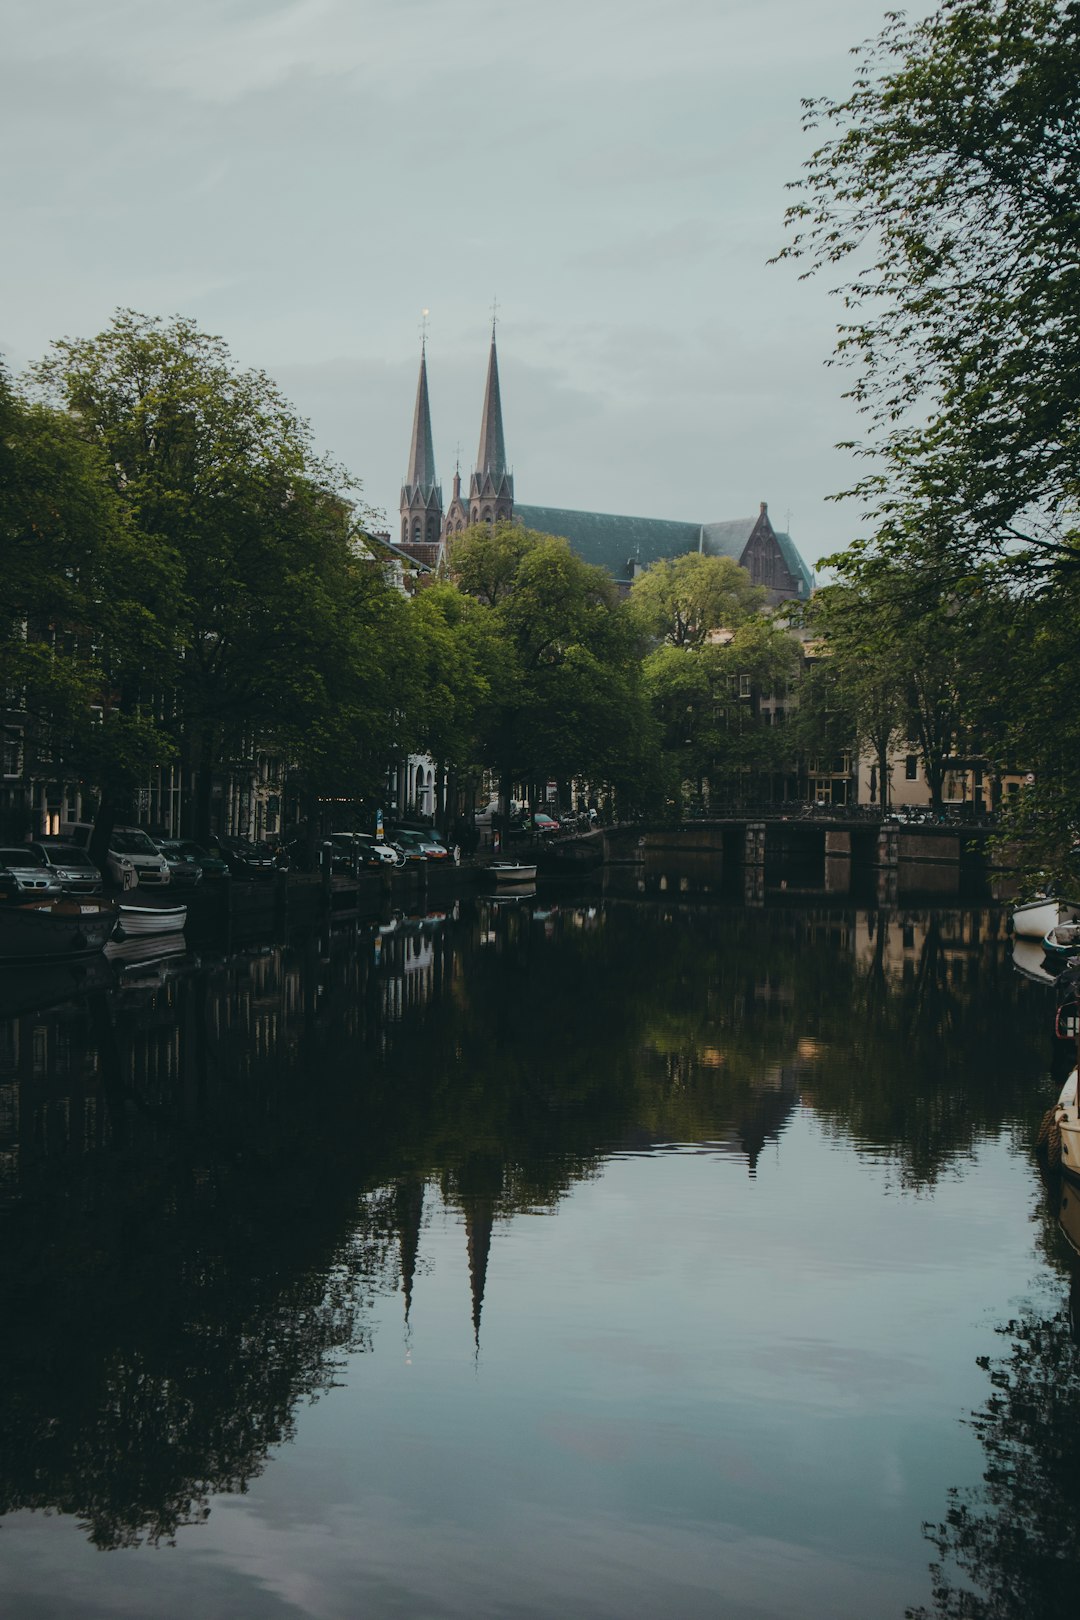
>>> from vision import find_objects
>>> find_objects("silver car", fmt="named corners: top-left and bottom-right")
top-left (0, 845), bottom-right (65, 902)
top-left (32, 841), bottom-right (105, 896)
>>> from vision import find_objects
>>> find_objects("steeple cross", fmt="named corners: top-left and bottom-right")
top-left (419, 307), bottom-right (430, 350)
top-left (490, 294), bottom-right (499, 335)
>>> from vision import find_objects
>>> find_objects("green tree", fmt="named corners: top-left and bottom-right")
top-left (450, 523), bottom-right (655, 817)
top-left (0, 363), bottom-right (177, 841)
top-left (643, 615), bottom-right (799, 811)
top-left (628, 553), bottom-right (766, 647)
top-left (33, 311), bottom-right (390, 842)
top-left (781, 0), bottom-right (1080, 585)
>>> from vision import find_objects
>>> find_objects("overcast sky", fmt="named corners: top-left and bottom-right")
top-left (2, 0), bottom-right (924, 571)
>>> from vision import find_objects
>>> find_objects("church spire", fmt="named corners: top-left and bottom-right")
top-left (400, 330), bottom-right (443, 556)
top-left (476, 325), bottom-right (507, 481)
top-left (469, 320), bottom-right (514, 525)
top-left (407, 340), bottom-right (437, 492)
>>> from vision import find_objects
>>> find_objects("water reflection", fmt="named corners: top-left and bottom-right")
top-left (906, 1169), bottom-right (1080, 1620)
top-left (0, 896), bottom-right (1057, 1577)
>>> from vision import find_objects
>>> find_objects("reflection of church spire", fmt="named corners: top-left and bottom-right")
top-left (395, 1176), bottom-right (425, 1325)
top-left (465, 1199), bottom-right (494, 1351)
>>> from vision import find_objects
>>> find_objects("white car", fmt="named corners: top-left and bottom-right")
top-left (106, 827), bottom-right (172, 888)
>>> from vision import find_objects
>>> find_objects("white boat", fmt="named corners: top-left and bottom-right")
top-left (485, 862), bottom-right (538, 885)
top-left (113, 901), bottom-right (187, 939)
top-left (0, 897), bottom-right (116, 961)
top-left (1012, 895), bottom-right (1080, 939)
top-left (1044, 1069), bottom-right (1080, 1178)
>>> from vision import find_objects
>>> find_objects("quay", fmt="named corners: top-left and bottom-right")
top-left (162, 810), bottom-right (1017, 943)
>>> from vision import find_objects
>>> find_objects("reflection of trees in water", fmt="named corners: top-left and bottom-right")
top-left (908, 1259), bottom-right (1080, 1615)
top-left (0, 899), bottom-right (1053, 1548)
top-left (804, 910), bottom-right (1047, 1189)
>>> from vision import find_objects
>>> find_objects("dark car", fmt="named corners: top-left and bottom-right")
top-left (31, 841), bottom-right (104, 895)
top-left (208, 836), bottom-right (278, 880)
top-left (0, 845), bottom-right (64, 902)
top-left (165, 839), bottom-right (231, 881)
top-left (152, 839), bottom-right (205, 888)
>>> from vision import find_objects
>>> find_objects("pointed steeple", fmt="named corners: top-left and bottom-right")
top-left (469, 323), bottom-right (514, 525)
top-left (400, 335), bottom-right (443, 557)
top-left (407, 344), bottom-right (438, 493)
top-left (476, 328), bottom-right (507, 481)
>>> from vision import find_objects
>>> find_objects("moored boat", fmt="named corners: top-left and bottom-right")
top-left (1043, 921), bottom-right (1080, 961)
top-left (0, 896), bottom-right (116, 961)
top-left (484, 862), bottom-right (538, 885)
top-left (113, 901), bottom-right (187, 940)
top-left (1013, 895), bottom-right (1080, 939)
top-left (1040, 1069), bottom-right (1080, 1178)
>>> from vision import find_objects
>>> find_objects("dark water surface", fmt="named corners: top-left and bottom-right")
top-left (0, 891), bottom-right (1076, 1619)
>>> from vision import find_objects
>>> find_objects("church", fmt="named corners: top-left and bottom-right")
top-left (396, 329), bottom-right (814, 606)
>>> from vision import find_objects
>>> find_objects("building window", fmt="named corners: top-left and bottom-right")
top-left (739, 674), bottom-right (752, 699)
top-left (905, 755), bottom-right (918, 780)
top-left (2, 737), bottom-right (22, 777)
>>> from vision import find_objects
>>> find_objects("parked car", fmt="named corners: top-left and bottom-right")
top-left (152, 839), bottom-right (205, 888)
top-left (391, 829), bottom-right (451, 862)
top-left (106, 827), bottom-right (172, 888)
top-left (206, 836), bottom-right (278, 880)
top-left (31, 841), bottom-right (104, 895)
top-left (47, 821), bottom-right (172, 888)
top-left (356, 833), bottom-right (404, 867)
top-left (0, 845), bottom-right (65, 903)
top-left (163, 839), bottom-right (231, 881)
top-left (532, 813), bottom-right (561, 835)
top-left (324, 834), bottom-right (383, 872)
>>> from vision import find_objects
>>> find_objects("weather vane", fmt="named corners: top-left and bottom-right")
top-left (490, 294), bottom-right (499, 335)
top-left (419, 308), bottom-right (430, 349)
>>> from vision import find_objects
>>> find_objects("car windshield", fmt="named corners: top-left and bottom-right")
top-left (46, 846), bottom-right (95, 868)
top-left (177, 842), bottom-right (208, 857)
top-left (111, 830), bottom-right (160, 855)
top-left (159, 843), bottom-right (192, 859)
top-left (0, 846), bottom-right (46, 866)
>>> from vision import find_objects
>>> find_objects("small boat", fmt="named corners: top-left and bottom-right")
top-left (484, 862), bottom-right (538, 885)
top-left (0, 897), bottom-right (116, 961)
top-left (1040, 1069), bottom-right (1080, 1178)
top-left (113, 901), bottom-right (187, 940)
top-left (1013, 895), bottom-right (1080, 939)
top-left (1043, 921), bottom-right (1080, 961)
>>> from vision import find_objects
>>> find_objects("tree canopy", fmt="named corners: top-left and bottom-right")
top-left (628, 552), bottom-right (766, 647)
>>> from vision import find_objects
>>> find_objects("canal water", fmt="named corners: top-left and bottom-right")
top-left (0, 889), bottom-right (1075, 1619)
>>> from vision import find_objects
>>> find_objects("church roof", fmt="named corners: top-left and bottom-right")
top-left (774, 530), bottom-right (815, 597)
top-left (514, 503), bottom-right (702, 578)
top-left (515, 503), bottom-right (813, 599)
top-left (699, 518), bottom-right (758, 561)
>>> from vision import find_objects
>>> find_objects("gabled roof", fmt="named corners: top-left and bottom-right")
top-left (514, 503), bottom-right (702, 579)
top-left (699, 518), bottom-right (758, 562)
